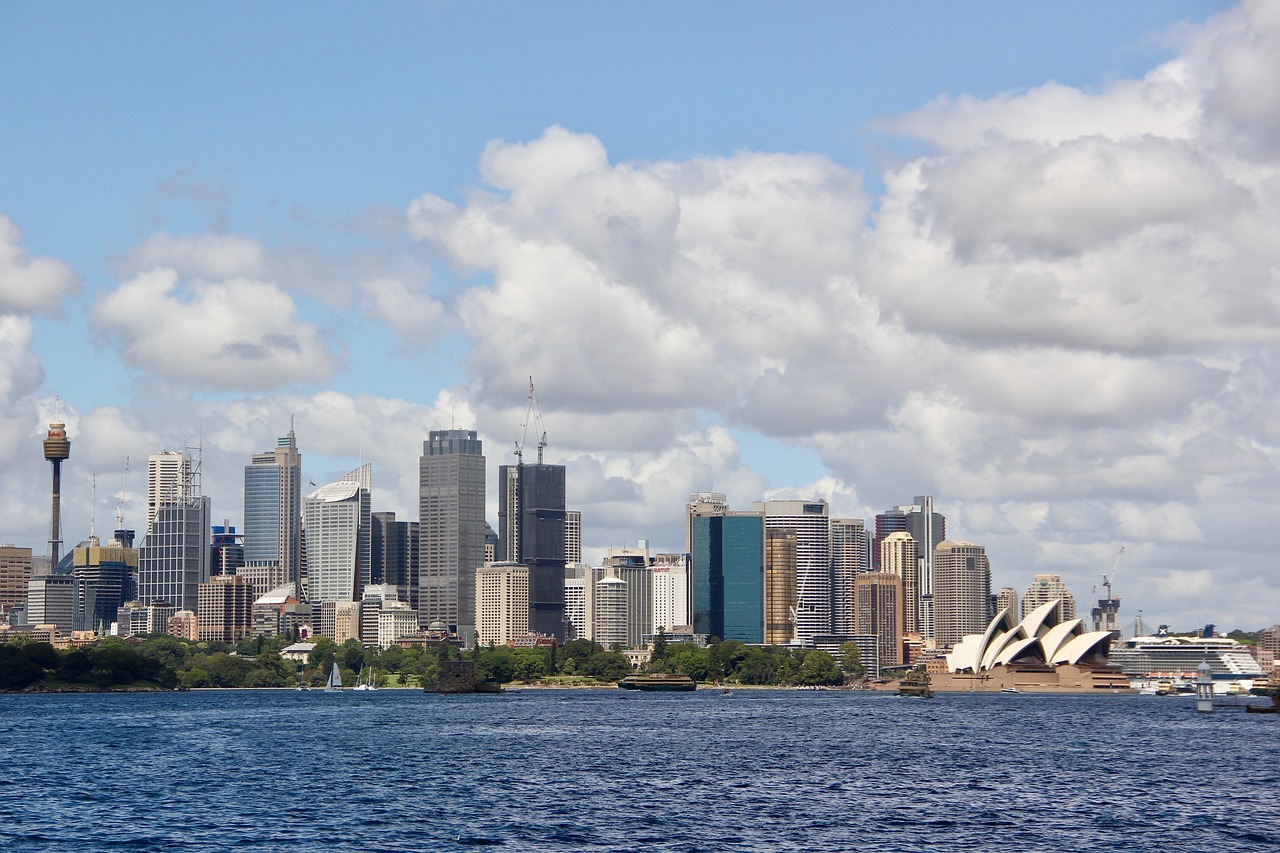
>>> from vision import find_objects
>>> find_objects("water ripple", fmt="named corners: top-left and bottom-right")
top-left (0, 690), bottom-right (1277, 851)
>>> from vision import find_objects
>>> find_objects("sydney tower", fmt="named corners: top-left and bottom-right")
top-left (43, 421), bottom-right (70, 567)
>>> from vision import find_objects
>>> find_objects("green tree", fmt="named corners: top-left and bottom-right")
top-left (582, 651), bottom-right (631, 682)
top-left (474, 647), bottom-right (515, 683)
top-left (796, 650), bottom-right (841, 686)
top-left (511, 648), bottom-right (550, 682)
top-left (732, 647), bottom-right (778, 685)
top-left (837, 642), bottom-right (865, 677)
top-left (137, 635), bottom-right (191, 671)
top-left (339, 639), bottom-right (365, 674)
top-left (0, 645), bottom-right (47, 690)
top-left (651, 628), bottom-right (668, 662)
top-left (660, 644), bottom-right (710, 681)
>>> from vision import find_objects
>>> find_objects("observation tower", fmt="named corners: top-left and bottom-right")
top-left (44, 421), bottom-right (71, 567)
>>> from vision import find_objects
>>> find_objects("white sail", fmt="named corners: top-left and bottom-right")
top-left (326, 662), bottom-right (342, 691)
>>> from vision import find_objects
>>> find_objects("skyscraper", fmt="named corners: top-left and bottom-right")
top-left (43, 421), bottom-right (70, 568)
top-left (372, 511), bottom-right (416, 608)
top-left (932, 539), bottom-right (991, 653)
top-left (686, 492), bottom-right (728, 554)
top-left (831, 518), bottom-right (870, 636)
top-left (995, 587), bottom-right (1019, 622)
top-left (764, 528), bottom-right (797, 645)
top-left (147, 451), bottom-right (192, 536)
top-left (137, 492), bottom-right (211, 611)
top-left (419, 429), bottom-right (486, 642)
top-left (1022, 575), bottom-right (1076, 620)
top-left (197, 574), bottom-right (255, 643)
top-left (856, 572), bottom-right (904, 675)
top-left (243, 427), bottom-right (302, 595)
top-left (303, 464), bottom-right (371, 605)
top-left (564, 510), bottom-right (581, 564)
top-left (498, 461), bottom-right (567, 641)
top-left (880, 531), bottom-right (920, 637)
top-left (475, 561), bottom-right (529, 646)
top-left (876, 497), bottom-right (945, 641)
top-left (752, 500), bottom-right (831, 643)
top-left (604, 545), bottom-right (652, 648)
top-left (0, 546), bottom-right (33, 620)
top-left (692, 511), bottom-right (764, 643)
top-left (73, 539), bottom-right (137, 631)
top-left (651, 555), bottom-right (690, 633)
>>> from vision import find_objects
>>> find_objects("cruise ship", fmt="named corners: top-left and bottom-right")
top-left (1108, 625), bottom-right (1263, 682)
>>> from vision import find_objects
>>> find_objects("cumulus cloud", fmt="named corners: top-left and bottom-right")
top-left (0, 215), bottom-right (80, 315)
top-left (90, 267), bottom-right (341, 389)
top-left (397, 1), bottom-right (1280, 628)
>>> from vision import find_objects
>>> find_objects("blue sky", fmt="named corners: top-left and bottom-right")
top-left (6, 1), bottom-right (1279, 630)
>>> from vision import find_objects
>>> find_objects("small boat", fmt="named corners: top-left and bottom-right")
top-left (354, 665), bottom-right (377, 692)
top-left (1000, 687), bottom-right (1020, 694)
top-left (295, 684), bottom-right (310, 692)
top-left (325, 662), bottom-right (343, 692)
top-left (617, 674), bottom-right (697, 692)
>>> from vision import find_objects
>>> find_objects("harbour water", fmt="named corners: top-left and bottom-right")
top-left (2, 689), bottom-right (1277, 851)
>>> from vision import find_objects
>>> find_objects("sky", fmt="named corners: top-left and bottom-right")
top-left (3, 0), bottom-right (1277, 631)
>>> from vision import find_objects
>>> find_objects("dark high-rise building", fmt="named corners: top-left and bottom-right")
top-left (692, 512), bottom-right (764, 644)
top-left (211, 524), bottom-right (244, 577)
top-left (372, 511), bottom-right (417, 607)
top-left (498, 462), bottom-right (567, 641)
top-left (419, 429), bottom-right (486, 643)
top-left (72, 540), bottom-right (137, 631)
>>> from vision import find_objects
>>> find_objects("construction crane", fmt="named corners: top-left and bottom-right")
top-left (1090, 546), bottom-right (1125, 636)
top-left (1102, 546), bottom-right (1125, 600)
top-left (115, 456), bottom-right (130, 530)
top-left (513, 376), bottom-right (547, 464)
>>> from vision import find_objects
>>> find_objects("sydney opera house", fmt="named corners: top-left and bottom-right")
top-left (925, 599), bottom-right (1132, 692)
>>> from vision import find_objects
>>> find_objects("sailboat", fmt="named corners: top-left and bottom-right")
top-left (325, 662), bottom-right (343, 692)
top-left (354, 665), bottom-right (377, 691)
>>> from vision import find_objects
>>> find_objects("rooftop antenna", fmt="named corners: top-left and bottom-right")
top-left (90, 473), bottom-right (97, 543)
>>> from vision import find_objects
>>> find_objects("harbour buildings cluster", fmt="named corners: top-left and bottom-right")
top-left (1, 416), bottom-right (1275, 689)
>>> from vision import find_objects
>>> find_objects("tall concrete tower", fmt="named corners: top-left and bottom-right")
top-left (43, 421), bottom-right (71, 567)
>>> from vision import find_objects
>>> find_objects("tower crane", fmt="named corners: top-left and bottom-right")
top-left (1090, 546), bottom-right (1125, 636)
top-left (1102, 546), bottom-right (1124, 600)
top-left (513, 377), bottom-right (547, 463)
top-left (115, 456), bottom-right (130, 530)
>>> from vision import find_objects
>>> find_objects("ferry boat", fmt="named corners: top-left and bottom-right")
top-left (617, 674), bottom-right (697, 692)
top-left (897, 668), bottom-right (935, 699)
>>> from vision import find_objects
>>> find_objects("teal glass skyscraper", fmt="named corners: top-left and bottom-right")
top-left (692, 512), bottom-right (764, 643)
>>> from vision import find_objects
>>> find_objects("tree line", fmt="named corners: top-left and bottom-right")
top-left (0, 630), bottom-right (864, 691)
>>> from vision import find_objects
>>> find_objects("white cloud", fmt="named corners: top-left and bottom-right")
top-left (0, 215), bottom-right (80, 315)
top-left (90, 267), bottom-right (341, 389)
top-left (125, 233), bottom-right (265, 280)
top-left (360, 277), bottom-right (445, 340)
top-left (397, 1), bottom-right (1280, 629)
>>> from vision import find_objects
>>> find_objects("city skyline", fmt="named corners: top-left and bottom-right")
top-left (2, 1), bottom-right (1276, 630)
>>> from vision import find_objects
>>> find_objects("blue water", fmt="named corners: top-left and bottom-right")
top-left (1, 689), bottom-right (1277, 852)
